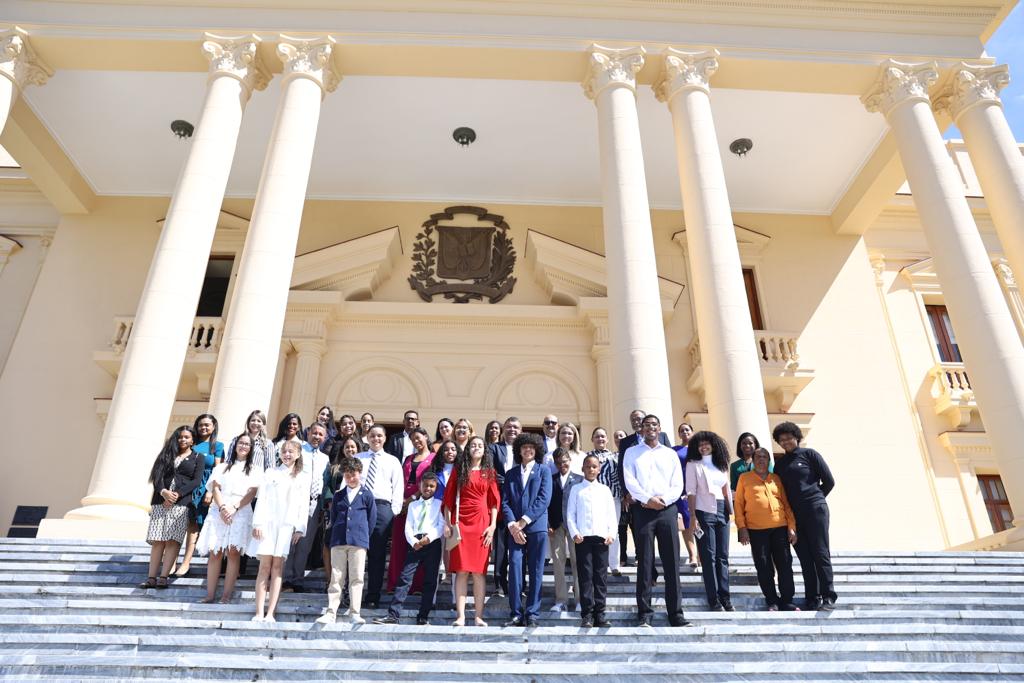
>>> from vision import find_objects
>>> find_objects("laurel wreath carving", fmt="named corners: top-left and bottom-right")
top-left (408, 206), bottom-right (517, 304)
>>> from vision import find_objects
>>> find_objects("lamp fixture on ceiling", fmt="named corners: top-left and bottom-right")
top-left (170, 120), bottom-right (194, 139)
top-left (729, 138), bottom-right (753, 157)
top-left (452, 126), bottom-right (476, 147)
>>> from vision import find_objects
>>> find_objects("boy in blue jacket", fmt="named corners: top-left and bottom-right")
top-left (317, 458), bottom-right (376, 625)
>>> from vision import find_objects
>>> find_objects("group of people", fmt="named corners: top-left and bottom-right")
top-left (143, 405), bottom-right (837, 627)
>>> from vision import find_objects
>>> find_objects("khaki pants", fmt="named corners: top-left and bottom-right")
top-left (326, 545), bottom-right (366, 617)
top-left (549, 526), bottom-right (579, 605)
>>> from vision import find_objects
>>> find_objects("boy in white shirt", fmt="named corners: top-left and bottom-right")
top-left (374, 472), bottom-right (445, 626)
top-left (566, 454), bottom-right (617, 628)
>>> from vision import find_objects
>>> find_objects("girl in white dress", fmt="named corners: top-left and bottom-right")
top-left (197, 433), bottom-right (262, 603)
top-left (249, 440), bottom-right (310, 622)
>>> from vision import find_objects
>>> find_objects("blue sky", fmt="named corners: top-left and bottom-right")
top-left (947, 2), bottom-right (1024, 139)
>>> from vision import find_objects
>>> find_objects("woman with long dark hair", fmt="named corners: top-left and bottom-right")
top-left (141, 426), bottom-right (202, 589)
top-left (304, 405), bottom-right (339, 445)
top-left (273, 413), bottom-right (306, 446)
top-left (197, 433), bottom-right (262, 603)
top-left (231, 410), bottom-right (275, 471)
top-left (685, 430), bottom-right (733, 611)
top-left (484, 420), bottom-right (502, 446)
top-left (176, 413), bottom-right (223, 576)
top-left (731, 432), bottom-right (760, 492)
top-left (358, 412), bottom-right (374, 448)
top-left (431, 418), bottom-right (455, 453)
top-left (442, 435), bottom-right (498, 627)
top-left (335, 414), bottom-right (359, 446)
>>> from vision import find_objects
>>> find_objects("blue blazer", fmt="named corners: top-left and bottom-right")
top-left (328, 486), bottom-right (377, 550)
top-left (502, 463), bottom-right (552, 533)
top-left (488, 442), bottom-right (513, 484)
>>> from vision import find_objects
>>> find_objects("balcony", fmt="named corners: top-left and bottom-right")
top-left (930, 362), bottom-right (977, 430)
top-left (94, 316), bottom-right (223, 397)
top-left (687, 330), bottom-right (814, 412)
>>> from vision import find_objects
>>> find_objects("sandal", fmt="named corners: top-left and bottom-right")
top-left (155, 576), bottom-right (170, 589)
top-left (138, 577), bottom-right (157, 589)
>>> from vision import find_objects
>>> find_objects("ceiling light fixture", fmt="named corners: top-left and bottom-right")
top-left (452, 126), bottom-right (476, 147)
top-left (170, 120), bottom-right (194, 139)
top-left (729, 138), bottom-right (753, 157)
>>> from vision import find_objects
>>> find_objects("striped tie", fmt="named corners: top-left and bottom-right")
top-left (365, 454), bottom-right (378, 492)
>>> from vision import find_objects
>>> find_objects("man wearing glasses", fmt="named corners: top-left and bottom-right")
top-left (540, 414), bottom-right (559, 465)
top-left (622, 415), bottom-right (691, 628)
top-left (384, 409), bottom-right (420, 460)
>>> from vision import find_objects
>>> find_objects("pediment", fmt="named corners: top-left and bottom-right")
top-left (525, 230), bottom-right (684, 313)
top-left (672, 224), bottom-right (771, 262)
top-left (290, 226), bottom-right (401, 301)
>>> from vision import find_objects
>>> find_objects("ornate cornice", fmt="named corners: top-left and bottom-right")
top-left (653, 48), bottom-right (719, 102)
top-left (992, 256), bottom-right (1016, 289)
top-left (201, 33), bottom-right (270, 94)
top-left (582, 44), bottom-right (644, 101)
top-left (277, 35), bottom-right (340, 94)
top-left (933, 63), bottom-right (1010, 122)
top-left (0, 27), bottom-right (52, 91)
top-left (861, 59), bottom-right (938, 118)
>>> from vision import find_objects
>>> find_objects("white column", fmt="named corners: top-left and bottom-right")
top-left (582, 45), bottom-right (673, 427)
top-left (936, 64), bottom-right (1024, 293)
top-left (286, 339), bottom-right (327, 421)
top-left (267, 340), bottom-right (292, 425)
top-left (581, 301), bottom-right (614, 432)
top-left (208, 36), bottom-right (339, 433)
top-left (0, 27), bottom-right (51, 133)
top-left (67, 35), bottom-right (268, 523)
top-left (654, 49), bottom-right (770, 447)
top-left (864, 59), bottom-right (1024, 532)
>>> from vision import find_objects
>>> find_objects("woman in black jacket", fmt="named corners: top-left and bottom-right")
top-left (141, 425), bottom-right (203, 589)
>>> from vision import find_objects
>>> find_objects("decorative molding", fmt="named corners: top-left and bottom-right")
top-left (672, 224), bottom-right (771, 263)
top-left (861, 59), bottom-right (938, 118)
top-left (0, 234), bottom-right (21, 275)
top-left (653, 48), bottom-right (719, 102)
top-left (937, 431), bottom-right (995, 470)
top-left (933, 63), bottom-right (1009, 121)
top-left (992, 257), bottom-right (1016, 289)
top-left (0, 27), bottom-right (52, 91)
top-left (582, 44), bottom-right (644, 101)
top-left (201, 33), bottom-right (270, 94)
top-left (277, 35), bottom-right (340, 94)
top-left (291, 227), bottom-right (400, 299)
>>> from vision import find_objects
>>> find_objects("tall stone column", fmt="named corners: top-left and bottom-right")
top-left (66, 35), bottom-right (268, 525)
top-left (864, 60), bottom-right (1024, 533)
top-left (287, 338), bottom-right (328, 422)
top-left (936, 64), bottom-right (1024, 295)
top-left (580, 300), bottom-right (614, 432)
top-left (582, 45), bottom-right (673, 428)
top-left (0, 27), bottom-right (51, 134)
top-left (655, 48), bottom-right (770, 447)
top-left (209, 36), bottom-right (340, 433)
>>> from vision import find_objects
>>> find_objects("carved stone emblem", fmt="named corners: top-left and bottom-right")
top-left (408, 206), bottom-right (517, 303)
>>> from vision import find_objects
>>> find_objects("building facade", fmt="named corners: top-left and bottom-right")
top-left (0, 0), bottom-right (1022, 551)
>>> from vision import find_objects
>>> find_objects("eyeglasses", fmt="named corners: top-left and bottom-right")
top-left (543, 420), bottom-right (558, 426)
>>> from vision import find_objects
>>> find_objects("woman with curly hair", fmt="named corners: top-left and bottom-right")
top-left (685, 430), bottom-right (733, 611)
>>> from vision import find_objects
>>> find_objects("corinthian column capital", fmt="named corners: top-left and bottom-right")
top-left (933, 63), bottom-right (1010, 121)
top-left (0, 27), bottom-right (52, 91)
top-left (861, 59), bottom-right (939, 117)
top-left (277, 35), bottom-right (341, 94)
top-left (201, 33), bottom-right (270, 94)
top-left (653, 48), bottom-right (719, 102)
top-left (582, 44), bottom-right (645, 101)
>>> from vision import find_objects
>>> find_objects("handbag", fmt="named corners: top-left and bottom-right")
top-left (445, 487), bottom-right (462, 551)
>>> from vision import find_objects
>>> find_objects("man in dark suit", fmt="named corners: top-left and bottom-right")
top-left (502, 432), bottom-right (552, 627)
top-left (384, 409), bottom-right (419, 461)
top-left (488, 416), bottom-right (522, 596)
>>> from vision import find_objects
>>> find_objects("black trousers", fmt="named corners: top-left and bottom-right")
top-left (618, 505), bottom-right (631, 564)
top-left (365, 501), bottom-right (394, 602)
top-left (695, 501), bottom-right (730, 607)
top-left (748, 526), bottom-right (795, 606)
top-left (575, 536), bottom-right (609, 619)
top-left (492, 527), bottom-right (509, 592)
top-left (793, 502), bottom-right (836, 602)
top-left (388, 537), bottom-right (442, 619)
top-left (632, 503), bottom-right (684, 622)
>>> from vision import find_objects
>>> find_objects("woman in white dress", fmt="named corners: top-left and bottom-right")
top-left (197, 433), bottom-right (262, 603)
top-left (248, 440), bottom-right (310, 622)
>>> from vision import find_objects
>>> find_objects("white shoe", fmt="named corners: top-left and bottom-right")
top-left (316, 612), bottom-right (336, 624)
top-left (350, 613), bottom-right (366, 625)
top-left (550, 603), bottom-right (565, 612)
top-left (264, 616), bottom-right (276, 623)
top-left (250, 615), bottom-right (265, 623)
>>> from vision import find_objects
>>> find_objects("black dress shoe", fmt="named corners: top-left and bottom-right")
top-left (373, 614), bottom-right (399, 625)
top-left (720, 601), bottom-right (735, 612)
top-left (709, 603), bottom-right (725, 612)
top-left (416, 616), bottom-right (430, 626)
top-left (580, 617), bottom-right (594, 628)
top-left (804, 598), bottom-right (822, 611)
top-left (594, 616), bottom-right (611, 628)
top-left (820, 598), bottom-right (836, 612)
top-left (669, 619), bottom-right (694, 627)
top-left (525, 617), bottom-right (539, 627)
top-left (637, 615), bottom-right (653, 628)
top-left (504, 617), bottom-right (525, 627)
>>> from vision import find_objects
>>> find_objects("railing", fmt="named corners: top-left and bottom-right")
top-left (930, 362), bottom-right (975, 430)
top-left (931, 362), bottom-right (972, 397)
top-left (689, 330), bottom-right (801, 372)
top-left (109, 316), bottom-right (224, 355)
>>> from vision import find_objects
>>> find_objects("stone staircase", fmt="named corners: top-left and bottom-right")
top-left (0, 537), bottom-right (1022, 681)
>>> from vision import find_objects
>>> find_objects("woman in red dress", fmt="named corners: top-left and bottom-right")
top-left (386, 427), bottom-right (435, 592)
top-left (443, 435), bottom-right (499, 627)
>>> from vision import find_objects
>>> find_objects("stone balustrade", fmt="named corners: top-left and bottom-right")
top-left (109, 316), bottom-right (224, 354)
top-left (931, 361), bottom-right (977, 430)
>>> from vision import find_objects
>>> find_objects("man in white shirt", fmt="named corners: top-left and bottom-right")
top-left (566, 454), bottom-right (618, 627)
top-left (622, 414), bottom-right (691, 628)
top-left (488, 416), bottom-right (522, 596)
top-left (540, 414), bottom-right (559, 465)
top-left (356, 424), bottom-right (405, 608)
top-left (283, 422), bottom-right (331, 593)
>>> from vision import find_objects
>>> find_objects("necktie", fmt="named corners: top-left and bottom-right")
top-left (366, 454), bottom-right (378, 492)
